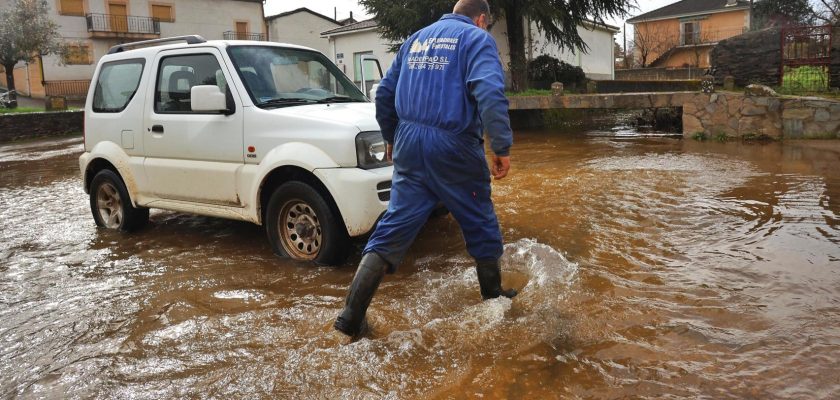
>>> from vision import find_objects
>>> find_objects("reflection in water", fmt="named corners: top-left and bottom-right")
top-left (0, 133), bottom-right (839, 398)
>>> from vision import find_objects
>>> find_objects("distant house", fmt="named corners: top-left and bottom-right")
top-left (627, 0), bottom-right (752, 68)
top-left (321, 20), bottom-right (397, 88)
top-left (321, 17), bottom-right (619, 89)
top-left (0, 0), bottom-right (265, 99)
top-left (266, 8), bottom-right (343, 56)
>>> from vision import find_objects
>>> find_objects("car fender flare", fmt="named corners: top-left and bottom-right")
top-left (249, 142), bottom-right (342, 213)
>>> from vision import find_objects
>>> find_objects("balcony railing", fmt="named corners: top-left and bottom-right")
top-left (223, 31), bottom-right (266, 41)
top-left (679, 27), bottom-right (748, 46)
top-left (86, 13), bottom-right (160, 35)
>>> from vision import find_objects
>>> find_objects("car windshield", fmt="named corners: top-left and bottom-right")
top-left (227, 45), bottom-right (367, 108)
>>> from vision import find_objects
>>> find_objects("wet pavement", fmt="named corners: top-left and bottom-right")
top-left (0, 130), bottom-right (839, 399)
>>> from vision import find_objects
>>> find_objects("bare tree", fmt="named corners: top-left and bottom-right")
top-left (0, 0), bottom-right (65, 108)
top-left (813, 0), bottom-right (840, 24)
top-left (632, 21), bottom-right (679, 67)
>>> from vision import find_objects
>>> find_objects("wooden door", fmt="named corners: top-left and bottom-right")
top-left (110, 3), bottom-right (128, 33)
top-left (236, 22), bottom-right (248, 40)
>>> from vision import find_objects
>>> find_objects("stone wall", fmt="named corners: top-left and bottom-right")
top-left (0, 110), bottom-right (83, 142)
top-left (711, 28), bottom-right (782, 87)
top-left (682, 93), bottom-right (840, 139)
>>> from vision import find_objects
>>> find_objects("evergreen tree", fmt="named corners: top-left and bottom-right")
top-left (0, 0), bottom-right (65, 108)
top-left (752, 0), bottom-right (816, 28)
top-left (359, 0), bottom-right (633, 92)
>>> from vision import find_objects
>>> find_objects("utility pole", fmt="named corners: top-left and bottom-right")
top-left (623, 23), bottom-right (628, 69)
top-left (749, 0), bottom-right (754, 30)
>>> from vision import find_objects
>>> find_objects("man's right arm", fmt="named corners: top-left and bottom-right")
top-left (375, 45), bottom-right (405, 145)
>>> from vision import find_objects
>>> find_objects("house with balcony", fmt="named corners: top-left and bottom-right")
top-left (321, 16), bottom-right (619, 89)
top-left (0, 0), bottom-right (265, 99)
top-left (627, 0), bottom-right (752, 69)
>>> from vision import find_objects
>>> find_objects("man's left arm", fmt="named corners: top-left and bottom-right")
top-left (464, 33), bottom-right (513, 179)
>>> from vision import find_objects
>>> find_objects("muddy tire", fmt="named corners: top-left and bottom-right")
top-left (265, 181), bottom-right (350, 266)
top-left (89, 169), bottom-right (149, 232)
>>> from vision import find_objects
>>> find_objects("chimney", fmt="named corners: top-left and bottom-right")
top-left (350, 11), bottom-right (354, 20)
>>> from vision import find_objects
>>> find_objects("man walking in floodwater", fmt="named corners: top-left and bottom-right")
top-left (335, 0), bottom-right (517, 337)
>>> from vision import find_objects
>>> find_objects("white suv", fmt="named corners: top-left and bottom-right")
top-left (79, 36), bottom-right (392, 265)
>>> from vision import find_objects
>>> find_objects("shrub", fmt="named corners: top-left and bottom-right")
top-left (527, 55), bottom-right (586, 90)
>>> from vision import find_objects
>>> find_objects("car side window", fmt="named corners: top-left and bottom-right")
top-left (92, 59), bottom-right (145, 113)
top-left (155, 54), bottom-right (231, 114)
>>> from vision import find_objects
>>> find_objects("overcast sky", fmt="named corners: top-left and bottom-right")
top-left (264, 0), bottom-right (682, 46)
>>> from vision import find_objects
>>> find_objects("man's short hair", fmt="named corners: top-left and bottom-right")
top-left (453, 0), bottom-right (490, 19)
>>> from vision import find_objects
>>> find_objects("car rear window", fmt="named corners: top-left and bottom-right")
top-left (92, 59), bottom-right (145, 113)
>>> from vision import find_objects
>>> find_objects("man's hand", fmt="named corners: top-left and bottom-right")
top-left (385, 143), bottom-right (393, 162)
top-left (491, 155), bottom-right (510, 180)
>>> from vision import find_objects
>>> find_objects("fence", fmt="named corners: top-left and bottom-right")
top-left (780, 25), bottom-right (832, 92)
top-left (45, 80), bottom-right (91, 100)
top-left (223, 31), bottom-right (266, 41)
top-left (86, 13), bottom-right (160, 35)
top-left (615, 67), bottom-right (709, 81)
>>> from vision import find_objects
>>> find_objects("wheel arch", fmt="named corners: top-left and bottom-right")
top-left (257, 165), bottom-right (347, 234)
top-left (84, 158), bottom-right (119, 194)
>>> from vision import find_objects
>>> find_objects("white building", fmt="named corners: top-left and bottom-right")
top-left (493, 17), bottom-right (620, 81)
top-left (321, 16), bottom-right (619, 88)
top-left (321, 19), bottom-right (397, 88)
top-left (266, 7), bottom-right (342, 56)
top-left (0, 0), bottom-right (265, 99)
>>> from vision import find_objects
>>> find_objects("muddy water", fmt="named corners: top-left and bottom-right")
top-left (1, 132), bottom-right (839, 399)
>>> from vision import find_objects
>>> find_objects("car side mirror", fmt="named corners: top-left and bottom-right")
top-left (369, 83), bottom-right (379, 101)
top-left (191, 85), bottom-right (228, 113)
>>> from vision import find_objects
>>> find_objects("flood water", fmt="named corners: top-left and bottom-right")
top-left (1, 129), bottom-right (839, 399)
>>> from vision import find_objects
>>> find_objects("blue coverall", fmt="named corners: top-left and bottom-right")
top-left (364, 13), bottom-right (514, 269)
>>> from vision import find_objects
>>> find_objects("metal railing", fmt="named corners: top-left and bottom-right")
top-left (86, 13), bottom-right (160, 35)
top-left (45, 80), bottom-right (91, 99)
top-left (780, 25), bottom-right (833, 92)
top-left (679, 27), bottom-right (748, 46)
top-left (223, 31), bottom-right (266, 41)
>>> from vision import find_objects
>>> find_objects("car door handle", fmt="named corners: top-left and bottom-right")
top-left (151, 125), bottom-right (164, 134)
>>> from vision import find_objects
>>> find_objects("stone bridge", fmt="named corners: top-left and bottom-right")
top-left (508, 92), bottom-right (840, 140)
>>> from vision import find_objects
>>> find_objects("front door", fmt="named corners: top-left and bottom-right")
top-left (109, 3), bottom-right (128, 33)
top-left (142, 48), bottom-right (245, 206)
top-left (236, 22), bottom-right (248, 40)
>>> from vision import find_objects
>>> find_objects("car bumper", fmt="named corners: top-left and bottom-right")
top-left (314, 165), bottom-right (393, 237)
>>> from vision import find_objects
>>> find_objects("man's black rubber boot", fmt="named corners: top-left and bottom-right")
top-left (334, 252), bottom-right (388, 337)
top-left (476, 260), bottom-right (518, 300)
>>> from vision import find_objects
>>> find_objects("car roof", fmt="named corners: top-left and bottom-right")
top-left (99, 40), bottom-right (321, 63)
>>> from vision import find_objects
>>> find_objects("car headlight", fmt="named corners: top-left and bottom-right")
top-left (355, 131), bottom-right (391, 170)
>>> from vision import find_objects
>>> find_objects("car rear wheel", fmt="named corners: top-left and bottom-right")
top-left (89, 169), bottom-right (149, 232)
top-left (265, 181), bottom-right (350, 265)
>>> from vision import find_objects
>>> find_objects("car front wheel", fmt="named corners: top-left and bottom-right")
top-left (265, 181), bottom-right (350, 265)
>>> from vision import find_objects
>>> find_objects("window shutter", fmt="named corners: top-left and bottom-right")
top-left (61, 0), bottom-right (84, 16)
top-left (65, 45), bottom-right (92, 65)
top-left (152, 5), bottom-right (173, 22)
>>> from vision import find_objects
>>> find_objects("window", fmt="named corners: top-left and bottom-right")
top-left (353, 51), bottom-right (376, 82)
top-left (92, 59), bottom-right (145, 113)
top-left (227, 46), bottom-right (367, 106)
top-left (151, 4), bottom-right (174, 22)
top-left (64, 43), bottom-right (92, 65)
top-left (59, 0), bottom-right (84, 16)
top-left (155, 54), bottom-right (230, 114)
top-left (681, 21), bottom-right (701, 45)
